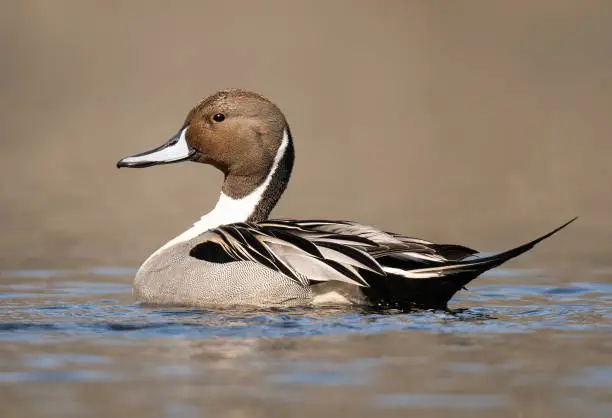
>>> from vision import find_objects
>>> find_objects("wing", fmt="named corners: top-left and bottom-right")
top-left (188, 219), bottom-right (479, 287)
top-left (187, 217), bottom-right (576, 309)
top-left (282, 219), bottom-right (478, 261)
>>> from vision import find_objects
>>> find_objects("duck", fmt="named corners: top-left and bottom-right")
top-left (117, 89), bottom-right (575, 310)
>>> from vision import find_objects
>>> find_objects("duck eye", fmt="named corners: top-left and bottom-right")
top-left (213, 113), bottom-right (225, 122)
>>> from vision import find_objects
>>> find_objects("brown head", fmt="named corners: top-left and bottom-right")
top-left (117, 90), bottom-right (294, 214)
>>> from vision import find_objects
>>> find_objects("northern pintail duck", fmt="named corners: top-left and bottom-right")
top-left (117, 89), bottom-right (575, 310)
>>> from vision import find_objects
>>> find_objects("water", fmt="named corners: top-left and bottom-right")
top-left (1, 267), bottom-right (611, 418)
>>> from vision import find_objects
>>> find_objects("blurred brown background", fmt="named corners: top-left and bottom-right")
top-left (1, 0), bottom-right (611, 271)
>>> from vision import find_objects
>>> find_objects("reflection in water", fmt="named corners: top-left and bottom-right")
top-left (0, 267), bottom-right (611, 418)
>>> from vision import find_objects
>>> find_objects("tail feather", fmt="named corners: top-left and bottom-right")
top-left (363, 217), bottom-right (577, 310)
top-left (410, 216), bottom-right (578, 277)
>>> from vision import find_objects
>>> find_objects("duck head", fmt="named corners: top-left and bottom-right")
top-left (118, 90), bottom-right (295, 225)
top-left (117, 90), bottom-right (295, 222)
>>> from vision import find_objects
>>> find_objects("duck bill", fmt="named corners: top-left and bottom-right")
top-left (117, 127), bottom-right (195, 168)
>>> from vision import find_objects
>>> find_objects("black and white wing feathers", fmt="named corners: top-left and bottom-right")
top-left (189, 219), bottom-right (480, 287)
top-left (188, 218), bottom-right (576, 309)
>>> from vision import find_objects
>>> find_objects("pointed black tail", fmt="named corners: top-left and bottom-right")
top-left (411, 216), bottom-right (578, 278)
top-left (364, 217), bottom-right (577, 310)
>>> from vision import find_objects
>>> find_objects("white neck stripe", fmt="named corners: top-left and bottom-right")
top-left (155, 129), bottom-right (290, 253)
